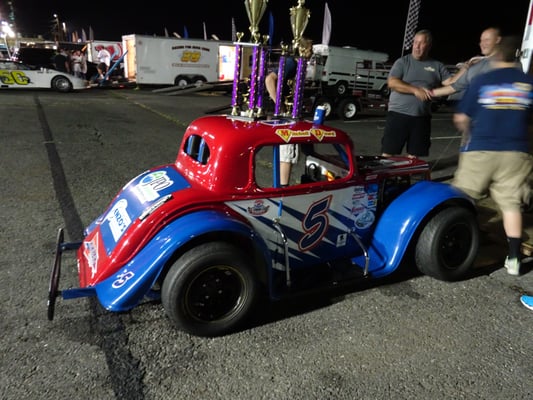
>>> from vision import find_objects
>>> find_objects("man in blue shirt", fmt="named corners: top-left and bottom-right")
top-left (452, 35), bottom-right (533, 276)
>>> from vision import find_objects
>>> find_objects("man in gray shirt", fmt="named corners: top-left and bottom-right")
top-left (381, 30), bottom-right (452, 158)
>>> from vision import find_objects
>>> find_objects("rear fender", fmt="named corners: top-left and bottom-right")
top-left (93, 210), bottom-right (265, 312)
top-left (352, 181), bottom-right (474, 277)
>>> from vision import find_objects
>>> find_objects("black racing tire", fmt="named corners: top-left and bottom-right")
top-left (313, 97), bottom-right (334, 120)
top-left (174, 75), bottom-right (191, 87)
top-left (336, 98), bottom-right (359, 121)
top-left (415, 207), bottom-right (479, 281)
top-left (52, 75), bottom-right (73, 93)
top-left (161, 242), bottom-right (258, 337)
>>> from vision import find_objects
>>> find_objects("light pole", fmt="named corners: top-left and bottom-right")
top-left (53, 14), bottom-right (61, 42)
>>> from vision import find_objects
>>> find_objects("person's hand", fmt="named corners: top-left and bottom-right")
top-left (414, 87), bottom-right (432, 101)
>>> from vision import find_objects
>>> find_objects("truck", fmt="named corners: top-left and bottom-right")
top-left (122, 34), bottom-right (236, 86)
top-left (306, 44), bottom-right (390, 96)
top-left (305, 44), bottom-right (391, 121)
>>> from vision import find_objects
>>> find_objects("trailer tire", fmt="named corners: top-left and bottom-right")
top-left (334, 81), bottom-right (349, 96)
top-left (336, 98), bottom-right (359, 120)
top-left (192, 75), bottom-right (207, 86)
top-left (175, 75), bottom-right (191, 87)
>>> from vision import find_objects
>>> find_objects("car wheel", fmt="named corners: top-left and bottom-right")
top-left (174, 76), bottom-right (191, 87)
top-left (415, 207), bottom-right (479, 281)
top-left (336, 98), bottom-right (359, 120)
top-left (52, 75), bottom-right (73, 93)
top-left (313, 97), bottom-right (334, 120)
top-left (162, 242), bottom-right (258, 336)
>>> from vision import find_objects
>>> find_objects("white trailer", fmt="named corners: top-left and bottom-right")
top-left (306, 44), bottom-right (390, 96)
top-left (122, 34), bottom-right (236, 86)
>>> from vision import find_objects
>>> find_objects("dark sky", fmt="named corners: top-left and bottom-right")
top-left (5, 0), bottom-right (532, 64)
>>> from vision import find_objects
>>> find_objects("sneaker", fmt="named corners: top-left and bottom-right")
top-left (520, 295), bottom-right (533, 311)
top-left (504, 257), bottom-right (521, 276)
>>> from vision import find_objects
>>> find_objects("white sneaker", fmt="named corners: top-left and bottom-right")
top-left (504, 257), bottom-right (520, 276)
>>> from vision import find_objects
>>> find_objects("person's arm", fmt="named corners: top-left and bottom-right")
top-left (388, 76), bottom-right (431, 101)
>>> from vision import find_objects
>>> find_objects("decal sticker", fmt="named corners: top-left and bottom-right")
top-left (135, 171), bottom-right (174, 202)
top-left (247, 199), bottom-right (270, 216)
top-left (275, 128), bottom-right (337, 143)
top-left (83, 232), bottom-right (99, 278)
top-left (112, 269), bottom-right (135, 289)
top-left (0, 70), bottom-right (30, 85)
top-left (106, 198), bottom-right (132, 241)
top-left (355, 209), bottom-right (375, 229)
top-left (299, 195), bottom-right (332, 251)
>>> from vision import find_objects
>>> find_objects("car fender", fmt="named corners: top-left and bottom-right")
top-left (93, 209), bottom-right (268, 312)
top-left (352, 181), bottom-right (474, 277)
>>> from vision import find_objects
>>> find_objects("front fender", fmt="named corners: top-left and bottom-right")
top-left (93, 210), bottom-right (265, 312)
top-left (352, 181), bottom-right (474, 277)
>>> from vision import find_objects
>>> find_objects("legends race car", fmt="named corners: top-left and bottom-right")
top-left (48, 113), bottom-right (480, 337)
top-left (0, 60), bottom-right (89, 92)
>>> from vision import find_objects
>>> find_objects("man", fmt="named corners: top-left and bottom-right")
top-left (380, 30), bottom-right (453, 158)
top-left (452, 35), bottom-right (533, 276)
top-left (431, 27), bottom-right (502, 99)
top-left (53, 48), bottom-right (70, 73)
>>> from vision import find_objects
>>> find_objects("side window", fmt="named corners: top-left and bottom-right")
top-left (183, 135), bottom-right (210, 165)
top-left (254, 143), bottom-right (350, 189)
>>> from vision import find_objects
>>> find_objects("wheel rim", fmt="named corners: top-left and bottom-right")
top-left (439, 222), bottom-right (473, 269)
top-left (185, 266), bottom-right (246, 323)
top-left (344, 103), bottom-right (357, 118)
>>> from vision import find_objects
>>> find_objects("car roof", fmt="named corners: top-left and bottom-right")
top-left (176, 115), bottom-right (353, 192)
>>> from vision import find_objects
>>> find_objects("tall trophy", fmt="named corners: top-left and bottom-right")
top-left (289, 0), bottom-right (310, 118)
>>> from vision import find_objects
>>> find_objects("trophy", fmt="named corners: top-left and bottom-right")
top-left (245, 0), bottom-right (268, 43)
top-left (290, 0), bottom-right (310, 54)
top-left (289, 0), bottom-right (310, 118)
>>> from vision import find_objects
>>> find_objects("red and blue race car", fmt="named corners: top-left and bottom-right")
top-left (48, 113), bottom-right (479, 337)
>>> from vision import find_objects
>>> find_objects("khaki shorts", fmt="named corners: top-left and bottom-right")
top-left (280, 144), bottom-right (299, 164)
top-left (452, 151), bottom-right (533, 212)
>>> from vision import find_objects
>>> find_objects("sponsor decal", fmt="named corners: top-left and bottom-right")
top-left (83, 232), bottom-right (99, 278)
top-left (106, 199), bottom-right (132, 241)
top-left (112, 269), bottom-right (135, 289)
top-left (247, 199), bottom-right (270, 216)
top-left (275, 128), bottom-right (337, 143)
top-left (135, 171), bottom-right (174, 202)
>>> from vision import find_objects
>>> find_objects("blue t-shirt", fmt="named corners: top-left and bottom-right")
top-left (457, 67), bottom-right (533, 153)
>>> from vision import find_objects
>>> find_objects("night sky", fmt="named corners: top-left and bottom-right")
top-left (4, 0), bottom-right (532, 64)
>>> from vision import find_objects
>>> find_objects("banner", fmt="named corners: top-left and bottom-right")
top-left (321, 2), bottom-right (331, 45)
top-left (231, 17), bottom-right (237, 42)
top-left (402, 0), bottom-right (421, 55)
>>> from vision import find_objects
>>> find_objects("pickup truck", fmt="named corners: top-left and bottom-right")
top-left (48, 113), bottom-right (480, 337)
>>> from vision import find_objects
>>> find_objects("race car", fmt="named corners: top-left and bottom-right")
top-left (47, 5), bottom-right (479, 337)
top-left (48, 113), bottom-right (480, 337)
top-left (0, 60), bottom-right (89, 92)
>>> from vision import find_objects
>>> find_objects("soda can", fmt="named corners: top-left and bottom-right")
top-left (313, 105), bottom-right (325, 125)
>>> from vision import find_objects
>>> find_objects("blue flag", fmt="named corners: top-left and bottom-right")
top-left (184, 25), bottom-right (189, 39)
top-left (268, 11), bottom-right (274, 46)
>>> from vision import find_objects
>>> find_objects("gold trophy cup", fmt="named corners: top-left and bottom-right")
top-left (244, 0), bottom-right (268, 43)
top-left (290, 0), bottom-right (310, 54)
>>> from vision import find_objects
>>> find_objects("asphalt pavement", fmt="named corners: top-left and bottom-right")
top-left (0, 87), bottom-right (531, 400)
